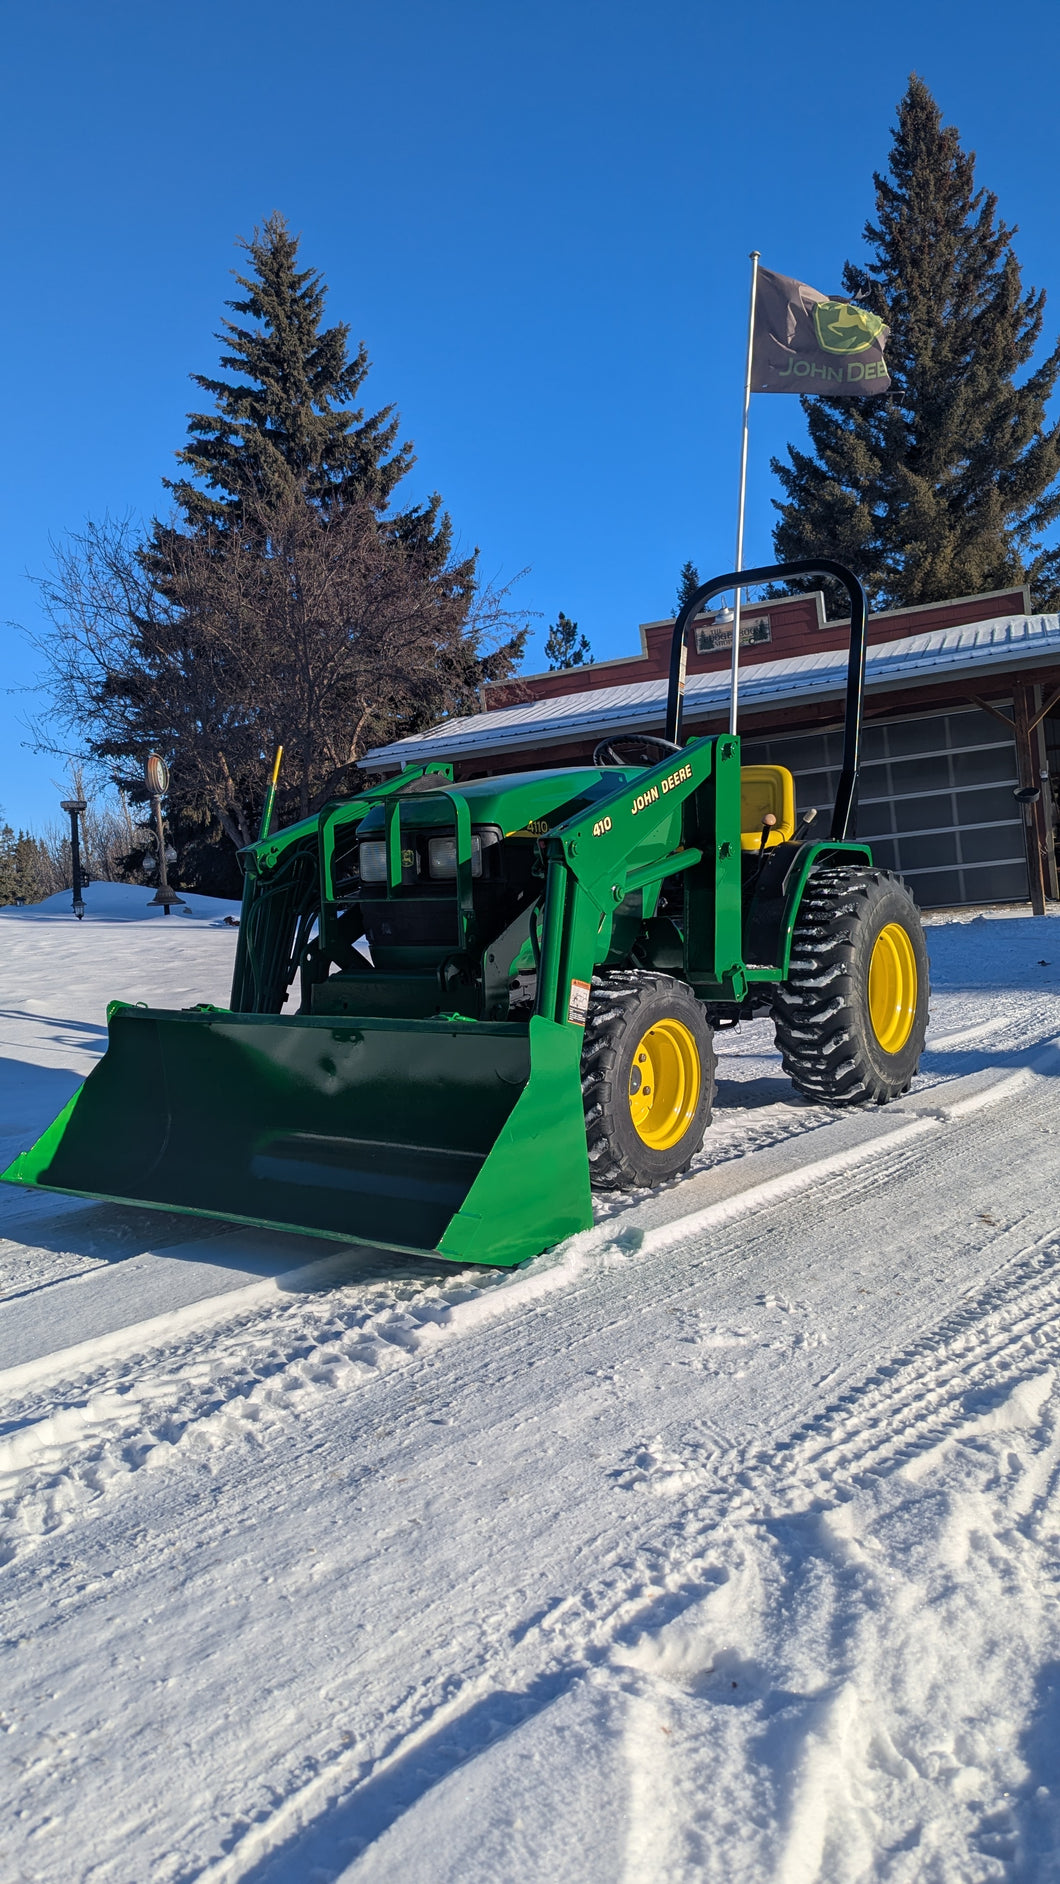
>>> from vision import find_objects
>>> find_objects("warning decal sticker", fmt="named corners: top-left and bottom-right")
top-left (567, 978), bottom-right (592, 1026)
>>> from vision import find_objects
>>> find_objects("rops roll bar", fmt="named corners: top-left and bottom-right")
top-left (664, 558), bottom-right (868, 842)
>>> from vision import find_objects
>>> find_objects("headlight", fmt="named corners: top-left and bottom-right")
top-left (428, 833), bottom-right (483, 879)
top-left (358, 840), bottom-right (418, 882)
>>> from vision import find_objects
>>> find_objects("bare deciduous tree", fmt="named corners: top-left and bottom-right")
top-left (31, 496), bottom-right (525, 852)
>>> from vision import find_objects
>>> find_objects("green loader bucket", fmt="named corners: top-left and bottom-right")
top-left (2, 1008), bottom-right (593, 1268)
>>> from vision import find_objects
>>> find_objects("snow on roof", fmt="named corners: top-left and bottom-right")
top-left (361, 612), bottom-right (1060, 768)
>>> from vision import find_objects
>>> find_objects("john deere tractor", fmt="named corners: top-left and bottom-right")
top-left (3, 560), bottom-right (929, 1267)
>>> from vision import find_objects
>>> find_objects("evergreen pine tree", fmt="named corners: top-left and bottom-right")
top-left (37, 214), bottom-right (526, 870)
top-left (146, 214), bottom-right (457, 588)
top-left (0, 818), bottom-right (16, 905)
top-left (11, 833), bottom-right (49, 902)
top-left (771, 77), bottom-right (1060, 610)
top-left (676, 561), bottom-right (701, 612)
top-left (544, 611), bottom-right (593, 670)
top-left (164, 212), bottom-right (411, 529)
top-left (0, 821), bottom-right (49, 905)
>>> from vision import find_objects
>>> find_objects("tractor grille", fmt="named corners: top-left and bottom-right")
top-left (361, 898), bottom-right (460, 951)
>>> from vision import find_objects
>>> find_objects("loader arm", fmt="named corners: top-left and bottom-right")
top-left (528, 735), bottom-right (874, 1014)
top-left (231, 763), bottom-right (455, 1013)
top-left (532, 734), bottom-right (746, 1018)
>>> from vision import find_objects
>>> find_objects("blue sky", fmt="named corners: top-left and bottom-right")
top-left (3, 0), bottom-right (1060, 828)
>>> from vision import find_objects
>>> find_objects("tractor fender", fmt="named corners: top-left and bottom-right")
top-left (743, 839), bottom-right (873, 979)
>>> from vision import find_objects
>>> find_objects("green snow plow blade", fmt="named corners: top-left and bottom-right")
top-left (1, 1006), bottom-right (593, 1268)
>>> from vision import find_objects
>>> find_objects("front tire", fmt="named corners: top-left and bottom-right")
top-left (581, 972), bottom-right (716, 1190)
top-left (773, 866), bottom-right (929, 1106)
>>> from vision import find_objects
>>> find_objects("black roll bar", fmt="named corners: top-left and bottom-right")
top-left (664, 559), bottom-right (868, 842)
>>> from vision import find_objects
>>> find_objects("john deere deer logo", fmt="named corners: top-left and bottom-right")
top-left (812, 302), bottom-right (886, 355)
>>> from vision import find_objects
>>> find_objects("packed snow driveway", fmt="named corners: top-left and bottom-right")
top-left (1, 894), bottom-right (1059, 1882)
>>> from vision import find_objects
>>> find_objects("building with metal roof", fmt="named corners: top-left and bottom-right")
top-left (361, 587), bottom-right (1060, 911)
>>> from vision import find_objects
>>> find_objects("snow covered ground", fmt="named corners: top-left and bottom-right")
top-left (1, 885), bottom-right (1059, 1882)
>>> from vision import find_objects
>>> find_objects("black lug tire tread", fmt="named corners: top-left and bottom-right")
top-left (773, 865), bottom-right (930, 1108)
top-left (581, 970), bottom-right (717, 1191)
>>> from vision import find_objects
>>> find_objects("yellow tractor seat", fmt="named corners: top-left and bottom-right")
top-left (740, 764), bottom-right (796, 850)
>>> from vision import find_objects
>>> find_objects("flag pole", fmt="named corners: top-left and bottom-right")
top-left (729, 250), bottom-right (760, 736)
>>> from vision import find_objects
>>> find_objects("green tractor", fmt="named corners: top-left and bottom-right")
top-left (3, 560), bottom-right (929, 1267)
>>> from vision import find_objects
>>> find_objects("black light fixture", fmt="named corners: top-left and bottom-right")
top-left (59, 798), bottom-right (88, 919)
top-left (143, 754), bottom-right (185, 914)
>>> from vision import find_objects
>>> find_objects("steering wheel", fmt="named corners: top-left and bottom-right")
top-left (592, 732), bottom-right (683, 768)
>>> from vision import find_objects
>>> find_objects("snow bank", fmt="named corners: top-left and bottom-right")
top-left (0, 880), bottom-right (240, 923)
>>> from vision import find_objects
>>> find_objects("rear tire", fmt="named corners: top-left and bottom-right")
top-left (773, 866), bottom-right (929, 1107)
top-left (581, 971), bottom-right (716, 1190)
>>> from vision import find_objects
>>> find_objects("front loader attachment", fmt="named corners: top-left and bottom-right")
top-left (2, 1006), bottom-right (593, 1268)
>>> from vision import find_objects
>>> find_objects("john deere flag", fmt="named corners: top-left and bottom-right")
top-left (751, 266), bottom-right (891, 396)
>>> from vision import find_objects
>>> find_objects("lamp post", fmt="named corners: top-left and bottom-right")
top-left (59, 798), bottom-right (87, 920)
top-left (144, 753), bottom-right (185, 915)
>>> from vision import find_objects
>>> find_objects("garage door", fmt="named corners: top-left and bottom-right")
top-left (742, 705), bottom-right (1026, 907)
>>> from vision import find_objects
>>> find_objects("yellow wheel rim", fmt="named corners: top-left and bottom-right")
top-left (868, 922), bottom-right (918, 1054)
top-left (628, 1018), bottom-right (701, 1150)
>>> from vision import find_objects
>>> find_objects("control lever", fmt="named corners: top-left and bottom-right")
top-left (757, 812), bottom-right (778, 857)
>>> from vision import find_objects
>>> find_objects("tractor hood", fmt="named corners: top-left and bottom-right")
top-left (354, 767), bottom-right (633, 838)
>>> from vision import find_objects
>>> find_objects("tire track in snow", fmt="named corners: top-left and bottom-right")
top-left (2, 1048), bottom-right (1056, 1573)
top-left (611, 1234), bottom-right (1060, 1529)
top-left (4, 912), bottom-right (1059, 1879)
top-left (440, 1174), bottom-right (1060, 1844)
top-left (0, 1121), bottom-right (912, 1558)
top-left (0, 1266), bottom-right (497, 1564)
top-left (761, 1237), bottom-right (1060, 1506)
top-left (235, 1305), bottom-right (1060, 1884)
top-left (549, 1239), bottom-right (1060, 1710)
top-left (0, 1111), bottom-right (943, 1566)
top-left (215, 1326), bottom-right (1060, 1884)
top-left (173, 1081), bottom-right (1060, 1883)
top-left (3, 1058), bottom-right (1058, 1884)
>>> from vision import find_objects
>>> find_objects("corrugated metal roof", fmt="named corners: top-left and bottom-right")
top-left (361, 613), bottom-right (1060, 768)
